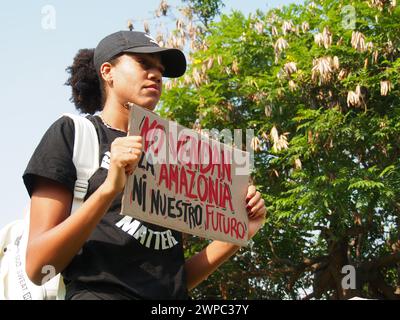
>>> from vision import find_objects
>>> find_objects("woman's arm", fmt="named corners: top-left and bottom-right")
top-left (26, 136), bottom-right (142, 285)
top-left (185, 240), bottom-right (240, 290)
top-left (26, 177), bottom-right (117, 285)
top-left (185, 185), bottom-right (266, 290)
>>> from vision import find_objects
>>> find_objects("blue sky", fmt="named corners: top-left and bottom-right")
top-left (0, 0), bottom-right (300, 227)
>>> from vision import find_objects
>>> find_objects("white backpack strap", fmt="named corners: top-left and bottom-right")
top-left (62, 113), bottom-right (99, 214)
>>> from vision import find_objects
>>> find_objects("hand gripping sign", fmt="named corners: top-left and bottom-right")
top-left (121, 104), bottom-right (250, 246)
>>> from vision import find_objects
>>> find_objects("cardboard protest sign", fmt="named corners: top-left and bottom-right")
top-left (121, 104), bottom-right (250, 246)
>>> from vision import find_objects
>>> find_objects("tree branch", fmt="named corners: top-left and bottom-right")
top-left (372, 272), bottom-right (400, 300)
top-left (302, 291), bottom-right (315, 300)
top-left (363, 252), bottom-right (400, 270)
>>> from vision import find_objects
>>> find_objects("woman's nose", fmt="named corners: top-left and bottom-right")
top-left (148, 67), bottom-right (162, 82)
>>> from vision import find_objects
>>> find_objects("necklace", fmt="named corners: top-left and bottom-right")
top-left (98, 114), bottom-right (127, 133)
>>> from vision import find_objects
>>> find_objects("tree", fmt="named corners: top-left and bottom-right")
top-left (160, 0), bottom-right (400, 299)
top-left (182, 0), bottom-right (225, 27)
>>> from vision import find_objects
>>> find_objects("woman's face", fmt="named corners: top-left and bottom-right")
top-left (109, 53), bottom-right (165, 110)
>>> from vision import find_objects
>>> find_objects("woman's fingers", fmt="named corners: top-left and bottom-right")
top-left (250, 202), bottom-right (266, 219)
top-left (247, 191), bottom-right (261, 208)
top-left (112, 136), bottom-right (143, 152)
top-left (250, 197), bottom-right (264, 213)
top-left (118, 149), bottom-right (142, 166)
top-left (121, 136), bottom-right (143, 152)
top-left (105, 136), bottom-right (143, 194)
top-left (246, 185), bottom-right (257, 201)
top-left (124, 143), bottom-right (143, 152)
top-left (245, 185), bottom-right (266, 220)
top-left (117, 135), bottom-right (143, 145)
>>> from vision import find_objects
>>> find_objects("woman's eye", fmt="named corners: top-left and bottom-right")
top-left (138, 60), bottom-right (149, 68)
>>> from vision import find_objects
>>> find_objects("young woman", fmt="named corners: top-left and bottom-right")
top-left (24, 30), bottom-right (266, 300)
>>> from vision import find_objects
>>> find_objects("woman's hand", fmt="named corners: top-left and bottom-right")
top-left (246, 185), bottom-right (267, 239)
top-left (103, 136), bottom-right (143, 194)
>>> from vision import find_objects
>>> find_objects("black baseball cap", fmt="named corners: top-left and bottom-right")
top-left (94, 30), bottom-right (187, 78)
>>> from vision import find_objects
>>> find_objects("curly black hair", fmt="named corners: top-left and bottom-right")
top-left (65, 49), bottom-right (120, 114)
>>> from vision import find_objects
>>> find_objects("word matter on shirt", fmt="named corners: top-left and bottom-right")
top-left (115, 216), bottom-right (178, 250)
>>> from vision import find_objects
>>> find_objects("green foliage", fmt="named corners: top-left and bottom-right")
top-left (182, 0), bottom-right (225, 27)
top-left (162, 0), bottom-right (400, 299)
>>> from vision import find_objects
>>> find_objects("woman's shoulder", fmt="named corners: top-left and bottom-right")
top-left (36, 115), bottom-right (80, 154)
top-left (46, 115), bottom-right (76, 136)
top-left (44, 114), bottom-right (97, 141)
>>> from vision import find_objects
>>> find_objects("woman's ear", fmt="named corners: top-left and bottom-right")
top-left (100, 62), bottom-right (113, 86)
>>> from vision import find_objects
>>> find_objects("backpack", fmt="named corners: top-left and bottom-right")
top-left (0, 114), bottom-right (99, 300)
